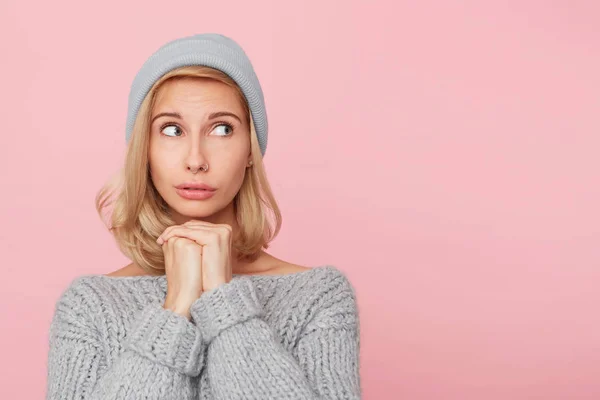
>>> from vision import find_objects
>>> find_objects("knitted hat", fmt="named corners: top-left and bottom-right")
top-left (125, 33), bottom-right (268, 157)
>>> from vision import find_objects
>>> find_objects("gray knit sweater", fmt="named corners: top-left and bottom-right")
top-left (45, 265), bottom-right (361, 399)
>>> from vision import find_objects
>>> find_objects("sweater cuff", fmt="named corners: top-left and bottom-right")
top-left (124, 303), bottom-right (205, 377)
top-left (190, 277), bottom-right (264, 344)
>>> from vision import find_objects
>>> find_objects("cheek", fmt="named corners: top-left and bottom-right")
top-left (218, 159), bottom-right (248, 193)
top-left (222, 162), bottom-right (246, 184)
top-left (148, 149), bottom-right (179, 186)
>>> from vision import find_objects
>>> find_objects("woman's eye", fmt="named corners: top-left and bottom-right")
top-left (160, 123), bottom-right (232, 137)
top-left (161, 125), bottom-right (182, 137)
top-left (213, 123), bottom-right (233, 136)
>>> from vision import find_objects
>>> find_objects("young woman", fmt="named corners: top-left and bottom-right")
top-left (45, 33), bottom-right (361, 400)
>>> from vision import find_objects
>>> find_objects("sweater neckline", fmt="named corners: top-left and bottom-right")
top-left (94, 264), bottom-right (335, 282)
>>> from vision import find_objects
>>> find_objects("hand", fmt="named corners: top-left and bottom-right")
top-left (161, 236), bottom-right (204, 320)
top-left (157, 220), bottom-right (233, 293)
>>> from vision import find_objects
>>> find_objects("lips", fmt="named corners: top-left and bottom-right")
top-left (175, 182), bottom-right (216, 191)
top-left (175, 187), bottom-right (216, 200)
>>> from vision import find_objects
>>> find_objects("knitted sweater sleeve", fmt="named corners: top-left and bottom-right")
top-left (45, 277), bottom-right (206, 400)
top-left (189, 274), bottom-right (362, 399)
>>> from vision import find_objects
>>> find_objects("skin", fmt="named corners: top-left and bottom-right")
top-left (106, 78), bottom-right (308, 286)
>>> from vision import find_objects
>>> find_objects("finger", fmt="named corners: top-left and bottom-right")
top-left (184, 220), bottom-right (232, 233)
top-left (158, 226), bottom-right (221, 246)
top-left (158, 225), bottom-right (178, 240)
top-left (183, 219), bottom-right (212, 226)
top-left (158, 224), bottom-right (231, 244)
top-left (158, 221), bottom-right (206, 242)
top-left (162, 239), bottom-right (172, 273)
top-left (158, 223), bottom-right (200, 241)
top-left (159, 221), bottom-right (231, 242)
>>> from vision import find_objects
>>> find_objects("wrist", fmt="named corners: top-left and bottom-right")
top-left (163, 300), bottom-right (193, 320)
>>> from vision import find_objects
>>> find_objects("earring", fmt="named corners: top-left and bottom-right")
top-left (191, 163), bottom-right (209, 173)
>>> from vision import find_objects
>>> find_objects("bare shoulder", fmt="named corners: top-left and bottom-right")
top-left (261, 258), bottom-right (313, 275)
top-left (248, 252), bottom-right (312, 276)
top-left (277, 262), bottom-right (312, 274)
top-left (105, 263), bottom-right (151, 277)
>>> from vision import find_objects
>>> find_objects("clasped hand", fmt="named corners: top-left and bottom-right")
top-left (157, 220), bottom-right (233, 300)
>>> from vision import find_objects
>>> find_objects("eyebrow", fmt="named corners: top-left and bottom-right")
top-left (150, 111), bottom-right (242, 124)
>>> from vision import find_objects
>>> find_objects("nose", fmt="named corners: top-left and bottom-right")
top-left (188, 162), bottom-right (209, 173)
top-left (185, 140), bottom-right (209, 174)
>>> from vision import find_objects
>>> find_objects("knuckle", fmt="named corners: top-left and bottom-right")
top-left (222, 224), bottom-right (232, 232)
top-left (172, 237), bottom-right (186, 249)
top-left (183, 241), bottom-right (201, 255)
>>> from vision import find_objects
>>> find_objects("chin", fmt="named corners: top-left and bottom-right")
top-left (170, 197), bottom-right (230, 220)
top-left (174, 203), bottom-right (218, 218)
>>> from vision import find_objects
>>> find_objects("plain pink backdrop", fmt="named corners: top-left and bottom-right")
top-left (1, 1), bottom-right (599, 399)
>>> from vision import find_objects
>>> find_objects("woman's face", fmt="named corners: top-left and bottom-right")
top-left (148, 78), bottom-right (251, 222)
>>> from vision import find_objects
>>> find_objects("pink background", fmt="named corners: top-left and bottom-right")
top-left (1, 1), bottom-right (599, 399)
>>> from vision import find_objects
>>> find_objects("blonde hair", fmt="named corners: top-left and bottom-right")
top-left (95, 66), bottom-right (282, 275)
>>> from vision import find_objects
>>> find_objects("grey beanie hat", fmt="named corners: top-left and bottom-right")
top-left (125, 33), bottom-right (268, 156)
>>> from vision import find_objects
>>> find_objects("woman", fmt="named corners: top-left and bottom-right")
top-left (45, 33), bottom-right (361, 400)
